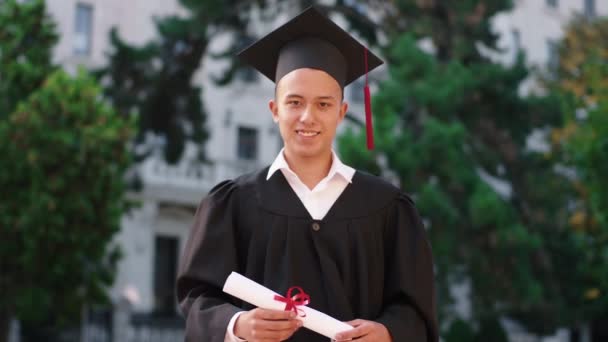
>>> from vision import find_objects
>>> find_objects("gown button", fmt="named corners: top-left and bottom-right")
top-left (312, 222), bottom-right (321, 231)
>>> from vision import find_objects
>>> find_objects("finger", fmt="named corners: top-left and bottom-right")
top-left (249, 338), bottom-right (283, 342)
top-left (254, 308), bottom-right (297, 320)
top-left (251, 317), bottom-right (302, 332)
top-left (250, 328), bottom-right (286, 340)
top-left (335, 323), bottom-right (372, 340)
top-left (345, 319), bottom-right (366, 327)
top-left (281, 322), bottom-right (303, 341)
top-left (250, 324), bottom-right (300, 341)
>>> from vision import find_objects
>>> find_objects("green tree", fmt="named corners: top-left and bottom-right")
top-left (549, 16), bottom-right (608, 330)
top-left (0, 0), bottom-right (57, 118)
top-left (0, 70), bottom-right (134, 341)
top-left (0, 1), bottom-right (134, 340)
top-left (96, 0), bottom-right (278, 163)
top-left (97, 25), bottom-right (209, 164)
top-left (339, 0), bottom-right (579, 337)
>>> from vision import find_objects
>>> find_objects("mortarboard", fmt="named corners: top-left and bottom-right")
top-left (238, 6), bottom-right (383, 150)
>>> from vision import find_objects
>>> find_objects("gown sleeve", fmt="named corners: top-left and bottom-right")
top-left (176, 180), bottom-right (243, 342)
top-left (376, 193), bottom-right (439, 342)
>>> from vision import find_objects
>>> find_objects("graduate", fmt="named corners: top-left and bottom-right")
top-left (177, 6), bottom-right (438, 342)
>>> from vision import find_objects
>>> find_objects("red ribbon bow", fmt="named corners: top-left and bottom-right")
top-left (273, 286), bottom-right (310, 317)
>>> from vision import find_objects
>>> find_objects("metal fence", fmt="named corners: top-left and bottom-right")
top-left (83, 305), bottom-right (184, 342)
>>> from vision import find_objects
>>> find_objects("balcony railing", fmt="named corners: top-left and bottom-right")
top-left (137, 156), bottom-right (260, 205)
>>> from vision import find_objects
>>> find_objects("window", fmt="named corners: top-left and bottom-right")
top-left (153, 236), bottom-right (178, 315)
top-left (546, 0), bottom-right (558, 8)
top-left (237, 65), bottom-right (258, 82)
top-left (236, 36), bottom-right (258, 82)
top-left (584, 0), bottom-right (596, 18)
top-left (349, 78), bottom-right (366, 104)
top-left (73, 3), bottom-right (93, 56)
top-left (512, 29), bottom-right (521, 52)
top-left (237, 126), bottom-right (258, 160)
top-left (547, 39), bottom-right (559, 73)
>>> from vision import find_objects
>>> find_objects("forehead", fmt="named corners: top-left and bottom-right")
top-left (276, 68), bottom-right (342, 98)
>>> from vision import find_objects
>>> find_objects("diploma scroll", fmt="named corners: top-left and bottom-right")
top-left (223, 272), bottom-right (353, 339)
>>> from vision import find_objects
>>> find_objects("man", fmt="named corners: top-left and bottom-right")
top-left (177, 6), bottom-right (438, 342)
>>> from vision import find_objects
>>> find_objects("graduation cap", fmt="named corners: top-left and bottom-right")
top-left (238, 6), bottom-right (383, 150)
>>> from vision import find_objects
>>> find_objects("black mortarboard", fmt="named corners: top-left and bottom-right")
top-left (238, 6), bottom-right (384, 149)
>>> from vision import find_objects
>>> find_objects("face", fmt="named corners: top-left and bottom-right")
top-left (269, 68), bottom-right (348, 161)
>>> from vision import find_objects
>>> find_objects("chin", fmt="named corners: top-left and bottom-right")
top-left (289, 144), bottom-right (328, 159)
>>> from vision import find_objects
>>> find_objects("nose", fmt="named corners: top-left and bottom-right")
top-left (299, 104), bottom-right (315, 124)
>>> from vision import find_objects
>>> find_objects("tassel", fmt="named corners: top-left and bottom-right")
top-left (364, 84), bottom-right (373, 150)
top-left (364, 48), bottom-right (374, 150)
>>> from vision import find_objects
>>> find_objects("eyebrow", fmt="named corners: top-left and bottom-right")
top-left (284, 94), bottom-right (336, 101)
top-left (284, 94), bottom-right (304, 99)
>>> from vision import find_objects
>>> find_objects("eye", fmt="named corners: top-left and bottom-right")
top-left (287, 100), bottom-right (301, 106)
top-left (319, 102), bottom-right (332, 108)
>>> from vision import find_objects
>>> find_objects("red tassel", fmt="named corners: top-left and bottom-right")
top-left (364, 85), bottom-right (374, 150)
top-left (364, 48), bottom-right (374, 150)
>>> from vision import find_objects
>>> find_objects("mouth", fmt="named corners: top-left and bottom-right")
top-left (296, 130), bottom-right (320, 137)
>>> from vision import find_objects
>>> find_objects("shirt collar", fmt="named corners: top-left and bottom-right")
top-left (266, 148), bottom-right (355, 183)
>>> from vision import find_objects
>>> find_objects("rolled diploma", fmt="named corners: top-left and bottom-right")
top-left (223, 272), bottom-right (353, 339)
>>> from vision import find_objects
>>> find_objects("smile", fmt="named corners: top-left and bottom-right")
top-left (296, 130), bottom-right (320, 137)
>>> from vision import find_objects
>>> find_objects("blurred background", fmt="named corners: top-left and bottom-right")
top-left (1, 0), bottom-right (607, 341)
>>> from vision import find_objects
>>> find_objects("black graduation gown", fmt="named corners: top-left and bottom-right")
top-left (177, 167), bottom-right (438, 342)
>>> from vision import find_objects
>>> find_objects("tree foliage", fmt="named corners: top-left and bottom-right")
top-left (338, 0), bottom-right (591, 336)
top-left (0, 69), bottom-right (134, 339)
top-left (0, 1), bottom-right (134, 340)
top-left (96, 0), bottom-right (283, 163)
top-left (548, 16), bottom-right (608, 323)
top-left (0, 0), bottom-right (57, 118)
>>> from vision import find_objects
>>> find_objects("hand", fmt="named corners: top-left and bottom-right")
top-left (234, 308), bottom-right (302, 342)
top-left (334, 319), bottom-right (392, 342)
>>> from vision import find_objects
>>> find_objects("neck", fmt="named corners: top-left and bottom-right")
top-left (283, 149), bottom-right (333, 190)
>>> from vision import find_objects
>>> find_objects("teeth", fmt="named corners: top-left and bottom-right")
top-left (297, 130), bottom-right (319, 137)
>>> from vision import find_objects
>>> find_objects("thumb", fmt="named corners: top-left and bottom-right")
top-left (346, 319), bottom-right (365, 327)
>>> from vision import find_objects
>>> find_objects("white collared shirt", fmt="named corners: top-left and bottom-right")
top-left (225, 149), bottom-right (355, 341)
top-left (266, 148), bottom-right (355, 219)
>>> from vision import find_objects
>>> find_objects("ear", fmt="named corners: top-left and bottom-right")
top-left (269, 99), bottom-right (279, 123)
top-left (338, 101), bottom-right (348, 123)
